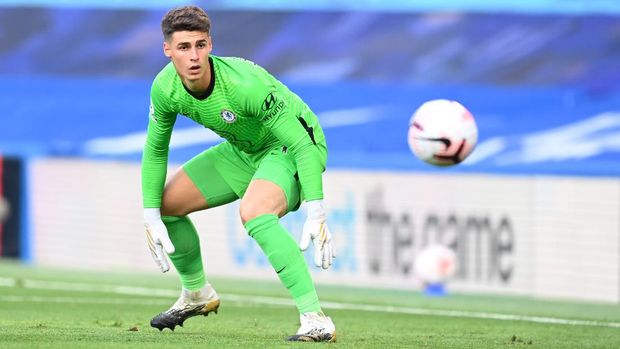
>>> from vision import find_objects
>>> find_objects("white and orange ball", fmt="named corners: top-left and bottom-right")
top-left (415, 244), bottom-right (457, 284)
top-left (408, 99), bottom-right (478, 166)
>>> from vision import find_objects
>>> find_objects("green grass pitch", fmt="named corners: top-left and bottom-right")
top-left (0, 260), bottom-right (619, 348)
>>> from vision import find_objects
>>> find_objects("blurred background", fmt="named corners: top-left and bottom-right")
top-left (1, 0), bottom-right (619, 304)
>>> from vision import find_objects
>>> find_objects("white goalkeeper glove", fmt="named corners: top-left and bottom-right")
top-left (144, 208), bottom-right (175, 273)
top-left (300, 200), bottom-right (336, 270)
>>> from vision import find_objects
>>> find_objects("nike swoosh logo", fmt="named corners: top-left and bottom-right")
top-left (415, 136), bottom-right (451, 148)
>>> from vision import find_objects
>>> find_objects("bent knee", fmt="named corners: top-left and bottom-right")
top-left (240, 200), bottom-right (283, 225)
top-left (239, 201), bottom-right (261, 225)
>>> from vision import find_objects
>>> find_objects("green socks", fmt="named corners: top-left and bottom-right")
top-left (161, 213), bottom-right (321, 314)
top-left (245, 214), bottom-right (321, 314)
top-left (161, 215), bottom-right (206, 291)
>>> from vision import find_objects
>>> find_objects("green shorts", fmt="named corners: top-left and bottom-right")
top-left (182, 142), bottom-right (302, 212)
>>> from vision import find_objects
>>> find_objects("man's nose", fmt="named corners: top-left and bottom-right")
top-left (190, 47), bottom-right (199, 61)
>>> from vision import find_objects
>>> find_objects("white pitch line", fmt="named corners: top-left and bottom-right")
top-left (1, 277), bottom-right (619, 329)
top-left (21, 279), bottom-right (180, 297)
top-left (319, 301), bottom-right (620, 328)
top-left (0, 295), bottom-right (170, 306)
top-left (0, 277), bottom-right (16, 287)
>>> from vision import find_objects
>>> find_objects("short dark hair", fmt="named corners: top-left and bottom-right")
top-left (161, 6), bottom-right (211, 41)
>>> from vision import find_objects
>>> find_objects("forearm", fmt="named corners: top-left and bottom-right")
top-left (141, 142), bottom-right (169, 208)
top-left (290, 139), bottom-right (324, 201)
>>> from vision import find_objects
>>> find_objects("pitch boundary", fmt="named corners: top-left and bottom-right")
top-left (1, 277), bottom-right (619, 329)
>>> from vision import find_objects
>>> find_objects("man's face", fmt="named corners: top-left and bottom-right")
top-left (163, 31), bottom-right (212, 83)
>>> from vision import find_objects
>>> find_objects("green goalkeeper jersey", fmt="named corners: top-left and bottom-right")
top-left (142, 55), bottom-right (327, 208)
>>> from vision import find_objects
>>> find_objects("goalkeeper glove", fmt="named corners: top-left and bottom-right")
top-left (144, 208), bottom-right (175, 273)
top-left (300, 200), bottom-right (336, 270)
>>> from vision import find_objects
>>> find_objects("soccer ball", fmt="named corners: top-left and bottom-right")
top-left (408, 99), bottom-right (478, 166)
top-left (414, 244), bottom-right (457, 284)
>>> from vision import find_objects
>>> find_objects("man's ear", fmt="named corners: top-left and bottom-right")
top-left (163, 41), bottom-right (172, 58)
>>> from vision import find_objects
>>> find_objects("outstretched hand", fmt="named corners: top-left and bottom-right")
top-left (299, 200), bottom-right (336, 270)
top-left (144, 208), bottom-right (175, 273)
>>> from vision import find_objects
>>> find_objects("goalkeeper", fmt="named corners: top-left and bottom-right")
top-left (142, 6), bottom-right (336, 342)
